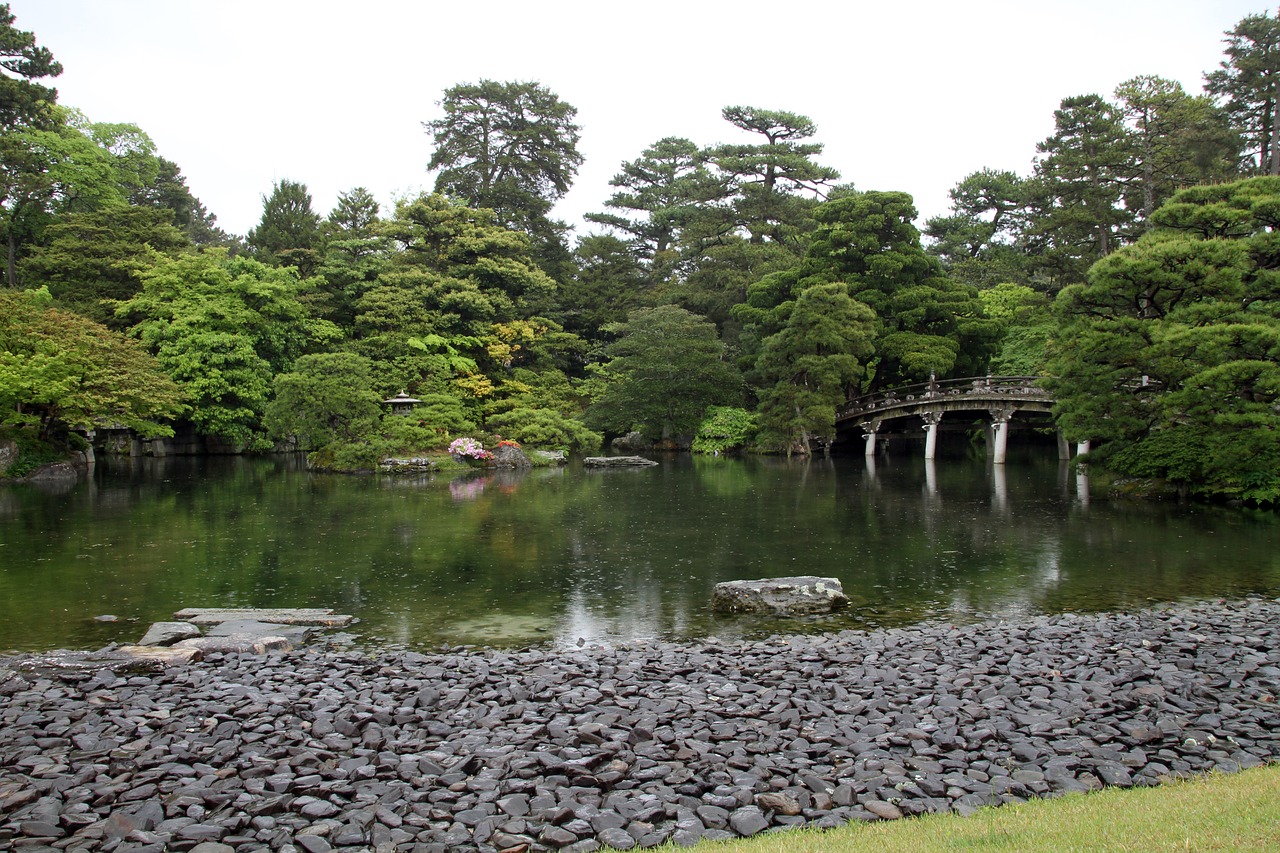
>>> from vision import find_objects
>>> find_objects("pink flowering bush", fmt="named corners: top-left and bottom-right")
top-left (448, 437), bottom-right (492, 462)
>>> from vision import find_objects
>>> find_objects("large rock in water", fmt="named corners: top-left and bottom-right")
top-left (492, 444), bottom-right (532, 469)
top-left (583, 456), bottom-right (658, 468)
top-left (711, 576), bottom-right (849, 615)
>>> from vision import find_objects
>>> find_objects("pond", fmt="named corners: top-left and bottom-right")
top-left (2, 451), bottom-right (1278, 654)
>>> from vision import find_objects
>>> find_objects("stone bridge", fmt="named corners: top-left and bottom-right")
top-left (836, 375), bottom-right (1079, 463)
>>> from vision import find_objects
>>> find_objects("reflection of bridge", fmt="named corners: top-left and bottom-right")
top-left (837, 375), bottom-right (1083, 463)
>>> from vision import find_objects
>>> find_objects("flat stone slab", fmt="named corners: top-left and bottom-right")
top-left (379, 457), bottom-right (435, 473)
top-left (138, 621), bottom-right (202, 646)
top-left (6, 645), bottom-right (202, 681)
top-left (173, 635), bottom-right (292, 654)
top-left (205, 619), bottom-right (314, 643)
top-left (583, 456), bottom-right (658, 467)
top-left (114, 645), bottom-right (204, 666)
top-left (173, 608), bottom-right (353, 627)
top-left (711, 576), bottom-right (850, 615)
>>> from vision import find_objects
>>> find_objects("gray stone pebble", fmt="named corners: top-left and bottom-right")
top-left (2, 598), bottom-right (1279, 851)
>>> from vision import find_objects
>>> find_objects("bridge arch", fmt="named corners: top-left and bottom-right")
top-left (835, 376), bottom-right (1078, 463)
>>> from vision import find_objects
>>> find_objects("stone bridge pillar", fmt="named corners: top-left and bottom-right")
top-left (862, 421), bottom-right (880, 457)
top-left (989, 407), bottom-right (1014, 465)
top-left (922, 412), bottom-right (943, 460)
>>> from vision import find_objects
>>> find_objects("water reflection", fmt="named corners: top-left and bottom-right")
top-left (1, 452), bottom-right (1278, 653)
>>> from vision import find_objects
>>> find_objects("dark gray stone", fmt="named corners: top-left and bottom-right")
top-left (727, 806), bottom-right (769, 837)
top-left (137, 621), bottom-right (202, 646)
top-left (0, 599), bottom-right (1278, 853)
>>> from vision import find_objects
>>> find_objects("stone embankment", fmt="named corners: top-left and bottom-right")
top-left (2, 599), bottom-right (1278, 852)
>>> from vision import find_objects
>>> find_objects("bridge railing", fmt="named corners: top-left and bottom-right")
top-left (839, 375), bottom-right (1050, 418)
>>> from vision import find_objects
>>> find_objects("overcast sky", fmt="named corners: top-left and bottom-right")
top-left (14, 1), bottom-right (1269, 240)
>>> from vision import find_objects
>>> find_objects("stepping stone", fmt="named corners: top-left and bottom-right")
top-left (173, 608), bottom-right (353, 627)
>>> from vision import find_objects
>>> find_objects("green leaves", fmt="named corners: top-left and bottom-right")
top-left (425, 79), bottom-right (582, 271)
top-left (265, 352), bottom-right (384, 453)
top-left (741, 191), bottom-right (997, 392)
top-left (248, 179), bottom-right (322, 277)
top-left (754, 283), bottom-right (876, 454)
top-left (586, 306), bottom-right (744, 441)
top-left (1205, 11), bottom-right (1280, 174)
top-left (0, 3), bottom-right (62, 130)
top-left (1049, 176), bottom-right (1280, 502)
top-left (0, 288), bottom-right (183, 440)
top-left (121, 251), bottom-right (323, 447)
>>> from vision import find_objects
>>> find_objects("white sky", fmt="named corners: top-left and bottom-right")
top-left (14, 0), bottom-right (1269, 240)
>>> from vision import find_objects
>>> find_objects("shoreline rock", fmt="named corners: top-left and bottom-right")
top-left (1, 598), bottom-right (1277, 851)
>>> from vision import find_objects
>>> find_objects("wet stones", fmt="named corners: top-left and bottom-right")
top-left (0, 598), bottom-right (1278, 851)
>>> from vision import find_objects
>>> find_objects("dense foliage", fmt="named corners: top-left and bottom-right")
top-left (1047, 176), bottom-right (1280, 503)
top-left (0, 287), bottom-right (182, 440)
top-left (3, 4), bottom-right (1279, 499)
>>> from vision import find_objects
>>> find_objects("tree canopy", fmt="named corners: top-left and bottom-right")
top-left (586, 305), bottom-right (744, 442)
top-left (1047, 176), bottom-right (1280, 502)
top-left (0, 287), bottom-right (182, 440)
top-left (425, 79), bottom-right (582, 276)
top-left (0, 2), bottom-right (62, 130)
top-left (11, 6), bottom-right (1280, 478)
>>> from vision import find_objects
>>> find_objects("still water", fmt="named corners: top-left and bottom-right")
top-left (2, 452), bottom-right (1278, 654)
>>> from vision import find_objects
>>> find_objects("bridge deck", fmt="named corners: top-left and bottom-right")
top-left (838, 376), bottom-right (1053, 426)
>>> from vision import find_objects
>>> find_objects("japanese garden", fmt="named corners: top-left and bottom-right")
top-left (2, 5), bottom-right (1279, 852)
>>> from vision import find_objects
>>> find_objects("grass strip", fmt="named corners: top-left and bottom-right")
top-left (689, 764), bottom-right (1280, 852)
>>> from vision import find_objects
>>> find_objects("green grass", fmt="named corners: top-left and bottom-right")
top-left (689, 765), bottom-right (1280, 852)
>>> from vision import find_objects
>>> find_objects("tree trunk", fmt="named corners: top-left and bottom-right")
top-left (1141, 143), bottom-right (1156, 229)
top-left (1271, 75), bottom-right (1280, 175)
top-left (6, 231), bottom-right (15, 288)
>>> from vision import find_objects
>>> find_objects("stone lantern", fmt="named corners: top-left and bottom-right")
top-left (383, 391), bottom-right (421, 417)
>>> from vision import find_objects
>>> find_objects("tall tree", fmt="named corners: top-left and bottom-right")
top-left (0, 3), bottom-right (62, 130)
top-left (353, 193), bottom-right (560, 396)
top-left (1206, 11), bottom-right (1280, 174)
top-left (424, 80), bottom-right (582, 274)
top-left (1114, 75), bottom-right (1240, 226)
top-left (925, 168), bottom-right (1032, 288)
top-left (247, 179), bottom-right (322, 277)
top-left (755, 282), bottom-right (876, 455)
top-left (586, 136), bottom-right (729, 280)
top-left (131, 157), bottom-right (231, 246)
top-left (0, 110), bottom-right (128, 287)
top-left (312, 186), bottom-right (389, 329)
top-left (19, 206), bottom-right (188, 326)
top-left (585, 305), bottom-right (743, 443)
top-left (1047, 176), bottom-right (1280, 503)
top-left (559, 234), bottom-right (651, 338)
top-left (709, 106), bottom-right (840, 245)
top-left (121, 251), bottom-right (332, 448)
top-left (737, 191), bottom-right (998, 392)
top-left (1025, 94), bottom-right (1137, 289)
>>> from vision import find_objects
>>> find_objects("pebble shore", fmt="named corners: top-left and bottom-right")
top-left (2, 598), bottom-right (1278, 852)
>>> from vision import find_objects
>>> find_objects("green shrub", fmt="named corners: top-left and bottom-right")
top-left (692, 406), bottom-right (758, 454)
top-left (0, 427), bottom-right (72, 479)
top-left (485, 406), bottom-right (602, 453)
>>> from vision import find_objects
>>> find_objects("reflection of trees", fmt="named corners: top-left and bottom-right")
top-left (3, 454), bottom-right (1280, 653)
